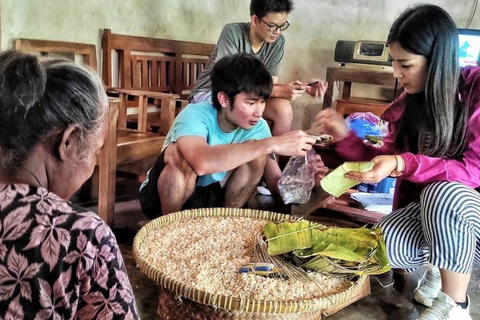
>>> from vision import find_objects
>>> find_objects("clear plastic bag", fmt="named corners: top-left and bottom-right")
top-left (277, 149), bottom-right (316, 204)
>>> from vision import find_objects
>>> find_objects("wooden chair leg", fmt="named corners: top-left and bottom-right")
top-left (159, 97), bottom-right (176, 136)
top-left (117, 92), bottom-right (127, 130)
top-left (97, 98), bottom-right (119, 226)
top-left (138, 94), bottom-right (148, 132)
top-left (86, 167), bottom-right (99, 199)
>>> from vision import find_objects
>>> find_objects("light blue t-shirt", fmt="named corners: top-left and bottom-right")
top-left (161, 101), bottom-right (271, 186)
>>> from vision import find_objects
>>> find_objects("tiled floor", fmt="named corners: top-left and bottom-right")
top-left (83, 180), bottom-right (480, 320)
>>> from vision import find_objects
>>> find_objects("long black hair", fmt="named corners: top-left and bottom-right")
top-left (390, 4), bottom-right (470, 157)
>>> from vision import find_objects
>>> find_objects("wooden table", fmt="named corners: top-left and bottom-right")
top-left (323, 66), bottom-right (398, 117)
top-left (291, 186), bottom-right (385, 225)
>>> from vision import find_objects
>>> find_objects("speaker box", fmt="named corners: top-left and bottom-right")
top-left (334, 41), bottom-right (356, 63)
top-left (334, 40), bottom-right (391, 66)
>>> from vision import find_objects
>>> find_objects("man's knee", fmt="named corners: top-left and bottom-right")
top-left (266, 98), bottom-right (294, 118)
top-left (162, 143), bottom-right (195, 178)
top-left (242, 156), bottom-right (267, 178)
top-left (158, 144), bottom-right (197, 197)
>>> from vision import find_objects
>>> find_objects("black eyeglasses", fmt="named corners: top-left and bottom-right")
top-left (260, 18), bottom-right (290, 32)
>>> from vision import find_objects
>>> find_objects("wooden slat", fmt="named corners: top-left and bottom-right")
top-left (102, 29), bottom-right (113, 85)
top-left (184, 61), bottom-right (191, 87)
top-left (168, 61), bottom-right (175, 88)
top-left (117, 92), bottom-right (128, 130)
top-left (106, 29), bottom-right (214, 56)
top-left (160, 61), bottom-right (166, 87)
top-left (131, 57), bottom-right (139, 87)
top-left (97, 98), bottom-right (119, 226)
top-left (16, 38), bottom-right (97, 70)
top-left (181, 57), bottom-right (211, 90)
top-left (152, 61), bottom-right (158, 87)
top-left (116, 131), bottom-right (164, 164)
top-left (122, 51), bottom-right (132, 88)
top-left (189, 63), bottom-right (195, 87)
top-left (128, 55), bottom-right (176, 91)
top-left (141, 60), bottom-right (148, 88)
top-left (137, 94), bottom-right (148, 132)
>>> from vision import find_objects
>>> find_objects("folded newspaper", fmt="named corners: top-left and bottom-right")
top-left (350, 192), bottom-right (393, 214)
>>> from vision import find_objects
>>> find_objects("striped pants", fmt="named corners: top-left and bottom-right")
top-left (374, 181), bottom-right (480, 274)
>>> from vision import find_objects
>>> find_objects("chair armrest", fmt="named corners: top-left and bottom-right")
top-left (106, 87), bottom-right (180, 99)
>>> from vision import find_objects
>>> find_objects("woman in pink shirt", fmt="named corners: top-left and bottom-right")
top-left (314, 4), bottom-right (479, 320)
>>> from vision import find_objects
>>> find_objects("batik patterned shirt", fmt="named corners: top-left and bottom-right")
top-left (0, 183), bottom-right (139, 319)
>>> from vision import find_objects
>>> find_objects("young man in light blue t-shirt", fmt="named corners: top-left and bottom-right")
top-left (139, 53), bottom-right (316, 219)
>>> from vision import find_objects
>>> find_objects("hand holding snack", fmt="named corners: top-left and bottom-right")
top-left (320, 161), bottom-right (374, 197)
top-left (344, 155), bottom-right (400, 183)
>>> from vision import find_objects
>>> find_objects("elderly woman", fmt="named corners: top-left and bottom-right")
top-left (0, 50), bottom-right (139, 319)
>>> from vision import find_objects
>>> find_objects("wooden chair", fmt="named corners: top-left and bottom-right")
top-left (102, 29), bottom-right (215, 131)
top-left (15, 38), bottom-right (178, 226)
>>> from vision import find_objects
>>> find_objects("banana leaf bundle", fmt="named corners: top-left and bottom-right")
top-left (263, 221), bottom-right (390, 276)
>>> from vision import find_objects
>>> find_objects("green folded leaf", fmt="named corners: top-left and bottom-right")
top-left (263, 221), bottom-right (391, 276)
top-left (264, 221), bottom-right (313, 255)
top-left (321, 161), bottom-right (374, 197)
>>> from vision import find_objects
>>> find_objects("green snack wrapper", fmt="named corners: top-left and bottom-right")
top-left (320, 162), bottom-right (374, 197)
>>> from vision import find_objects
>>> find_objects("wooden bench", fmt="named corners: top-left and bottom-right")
top-left (102, 28), bottom-right (216, 131)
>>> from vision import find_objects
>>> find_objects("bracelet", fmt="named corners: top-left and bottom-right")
top-left (390, 155), bottom-right (405, 177)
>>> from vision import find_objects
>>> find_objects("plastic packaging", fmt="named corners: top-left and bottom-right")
top-left (277, 149), bottom-right (316, 204)
top-left (345, 112), bottom-right (388, 140)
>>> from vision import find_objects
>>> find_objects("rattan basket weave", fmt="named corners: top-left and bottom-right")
top-left (133, 208), bottom-right (370, 319)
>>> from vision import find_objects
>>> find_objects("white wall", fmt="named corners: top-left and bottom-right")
top-left (2, 0), bottom-right (479, 128)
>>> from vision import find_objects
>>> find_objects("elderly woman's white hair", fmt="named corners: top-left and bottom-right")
top-left (0, 50), bottom-right (108, 178)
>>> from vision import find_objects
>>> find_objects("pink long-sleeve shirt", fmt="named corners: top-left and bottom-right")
top-left (335, 66), bottom-right (480, 209)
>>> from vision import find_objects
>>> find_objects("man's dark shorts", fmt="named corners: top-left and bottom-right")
top-left (139, 149), bottom-right (225, 220)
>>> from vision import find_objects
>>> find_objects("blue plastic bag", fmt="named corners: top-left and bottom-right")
top-left (345, 112), bottom-right (387, 140)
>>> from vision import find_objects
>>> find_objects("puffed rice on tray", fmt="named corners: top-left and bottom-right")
top-left (136, 216), bottom-right (351, 301)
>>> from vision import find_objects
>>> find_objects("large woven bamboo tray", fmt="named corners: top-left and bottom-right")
top-left (133, 208), bottom-right (370, 319)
